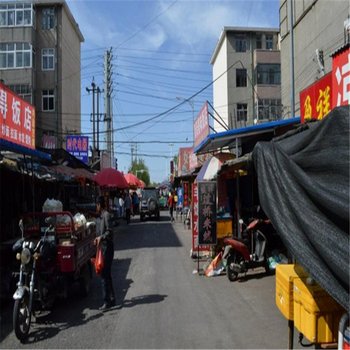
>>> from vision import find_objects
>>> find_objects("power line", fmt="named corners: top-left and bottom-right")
top-left (116, 1), bottom-right (178, 49)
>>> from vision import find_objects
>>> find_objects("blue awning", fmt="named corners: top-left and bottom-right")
top-left (194, 117), bottom-right (301, 154)
top-left (0, 139), bottom-right (51, 161)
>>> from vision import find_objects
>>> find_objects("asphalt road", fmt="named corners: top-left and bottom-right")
top-left (0, 211), bottom-right (304, 349)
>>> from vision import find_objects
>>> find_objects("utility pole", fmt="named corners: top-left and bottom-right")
top-left (104, 48), bottom-right (113, 168)
top-left (288, 0), bottom-right (295, 119)
top-left (86, 79), bottom-right (98, 163)
top-left (96, 86), bottom-right (104, 156)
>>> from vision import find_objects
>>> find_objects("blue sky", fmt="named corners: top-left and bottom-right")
top-left (66, 0), bottom-right (279, 183)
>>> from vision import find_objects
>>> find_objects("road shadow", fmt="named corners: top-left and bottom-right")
top-left (0, 258), bottom-right (133, 345)
top-left (115, 214), bottom-right (182, 251)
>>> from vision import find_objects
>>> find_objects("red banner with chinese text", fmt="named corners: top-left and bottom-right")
top-left (193, 101), bottom-right (209, 148)
top-left (183, 181), bottom-right (189, 207)
top-left (178, 147), bottom-right (193, 177)
top-left (0, 82), bottom-right (35, 149)
top-left (300, 72), bottom-right (332, 123)
top-left (332, 47), bottom-right (350, 107)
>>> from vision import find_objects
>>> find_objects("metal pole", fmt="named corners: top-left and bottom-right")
top-left (92, 82), bottom-right (96, 152)
top-left (96, 87), bottom-right (100, 153)
top-left (288, 0), bottom-right (295, 118)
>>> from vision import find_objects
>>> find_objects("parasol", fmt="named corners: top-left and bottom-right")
top-left (124, 173), bottom-right (143, 188)
top-left (94, 168), bottom-right (128, 189)
top-left (138, 179), bottom-right (146, 189)
top-left (196, 153), bottom-right (233, 181)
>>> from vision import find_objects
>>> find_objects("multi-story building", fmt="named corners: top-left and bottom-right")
top-left (279, 0), bottom-right (350, 117)
top-left (0, 0), bottom-right (84, 149)
top-left (210, 27), bottom-right (281, 132)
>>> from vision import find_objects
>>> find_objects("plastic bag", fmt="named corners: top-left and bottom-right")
top-left (91, 243), bottom-right (104, 275)
top-left (205, 252), bottom-right (225, 277)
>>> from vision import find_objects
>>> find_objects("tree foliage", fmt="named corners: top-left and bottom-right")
top-left (128, 159), bottom-right (150, 186)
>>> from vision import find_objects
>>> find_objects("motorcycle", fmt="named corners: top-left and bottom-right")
top-left (12, 217), bottom-right (58, 343)
top-left (223, 217), bottom-right (272, 282)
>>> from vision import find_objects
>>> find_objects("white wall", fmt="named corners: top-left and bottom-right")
top-left (212, 36), bottom-right (228, 133)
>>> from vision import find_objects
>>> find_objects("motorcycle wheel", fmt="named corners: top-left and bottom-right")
top-left (13, 295), bottom-right (31, 343)
top-left (226, 253), bottom-right (242, 282)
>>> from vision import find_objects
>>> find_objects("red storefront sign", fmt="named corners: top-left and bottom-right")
top-left (193, 101), bottom-right (209, 148)
top-left (183, 181), bottom-right (189, 208)
top-left (0, 82), bottom-right (35, 149)
top-left (178, 147), bottom-right (193, 177)
top-left (300, 72), bottom-right (332, 123)
top-left (332, 47), bottom-right (350, 107)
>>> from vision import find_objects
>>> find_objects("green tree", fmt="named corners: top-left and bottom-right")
top-left (128, 159), bottom-right (150, 186)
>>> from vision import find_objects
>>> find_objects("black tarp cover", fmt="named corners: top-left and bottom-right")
top-left (252, 106), bottom-right (349, 311)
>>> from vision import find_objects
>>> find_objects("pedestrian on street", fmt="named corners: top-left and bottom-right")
top-left (168, 191), bottom-right (175, 222)
top-left (94, 196), bottom-right (116, 311)
top-left (124, 191), bottom-right (132, 224)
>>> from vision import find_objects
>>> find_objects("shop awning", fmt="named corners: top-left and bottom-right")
top-left (48, 165), bottom-right (95, 182)
top-left (194, 117), bottom-right (300, 155)
top-left (0, 139), bottom-right (51, 161)
top-left (218, 153), bottom-right (253, 174)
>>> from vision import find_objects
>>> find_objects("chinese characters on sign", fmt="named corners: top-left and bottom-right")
top-left (300, 72), bottom-right (332, 123)
top-left (178, 147), bottom-right (193, 177)
top-left (193, 102), bottom-right (209, 148)
top-left (66, 136), bottom-right (89, 164)
top-left (198, 181), bottom-right (216, 245)
top-left (183, 181), bottom-right (189, 208)
top-left (0, 82), bottom-right (35, 149)
top-left (300, 46), bottom-right (350, 123)
top-left (332, 48), bottom-right (350, 107)
top-left (192, 182), bottom-right (210, 252)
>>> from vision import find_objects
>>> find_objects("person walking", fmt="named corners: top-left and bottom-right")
top-left (94, 196), bottom-right (116, 311)
top-left (124, 191), bottom-right (132, 224)
top-left (168, 191), bottom-right (175, 222)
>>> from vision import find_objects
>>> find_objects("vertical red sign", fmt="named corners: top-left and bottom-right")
top-left (178, 147), bottom-right (193, 177)
top-left (0, 82), bottom-right (35, 149)
top-left (332, 47), bottom-right (350, 108)
top-left (193, 102), bottom-right (209, 148)
top-left (183, 181), bottom-right (189, 207)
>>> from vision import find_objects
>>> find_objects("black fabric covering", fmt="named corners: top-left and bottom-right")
top-left (252, 106), bottom-right (349, 311)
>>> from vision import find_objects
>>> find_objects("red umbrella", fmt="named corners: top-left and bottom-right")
top-left (94, 168), bottom-right (128, 189)
top-left (124, 173), bottom-right (143, 188)
top-left (138, 179), bottom-right (145, 189)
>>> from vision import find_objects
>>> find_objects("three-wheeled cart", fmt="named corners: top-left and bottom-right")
top-left (22, 211), bottom-right (97, 297)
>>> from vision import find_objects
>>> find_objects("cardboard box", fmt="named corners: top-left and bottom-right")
top-left (275, 264), bottom-right (308, 320)
top-left (293, 278), bottom-right (345, 343)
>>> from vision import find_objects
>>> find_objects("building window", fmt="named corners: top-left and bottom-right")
top-left (0, 3), bottom-right (33, 27)
top-left (258, 99), bottom-right (282, 120)
top-left (256, 34), bottom-right (262, 49)
top-left (256, 64), bottom-right (281, 85)
top-left (266, 34), bottom-right (273, 50)
top-left (42, 89), bottom-right (55, 111)
top-left (237, 103), bottom-right (248, 122)
top-left (42, 48), bottom-right (55, 70)
top-left (42, 8), bottom-right (55, 30)
top-left (8, 84), bottom-right (32, 103)
top-left (236, 69), bottom-right (247, 87)
top-left (0, 43), bottom-right (32, 69)
top-left (235, 35), bottom-right (247, 52)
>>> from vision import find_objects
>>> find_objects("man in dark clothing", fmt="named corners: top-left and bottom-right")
top-left (94, 196), bottom-right (116, 311)
top-left (124, 191), bottom-right (132, 224)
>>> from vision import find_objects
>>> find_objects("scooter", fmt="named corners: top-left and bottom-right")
top-left (223, 217), bottom-right (272, 281)
top-left (12, 217), bottom-right (58, 343)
